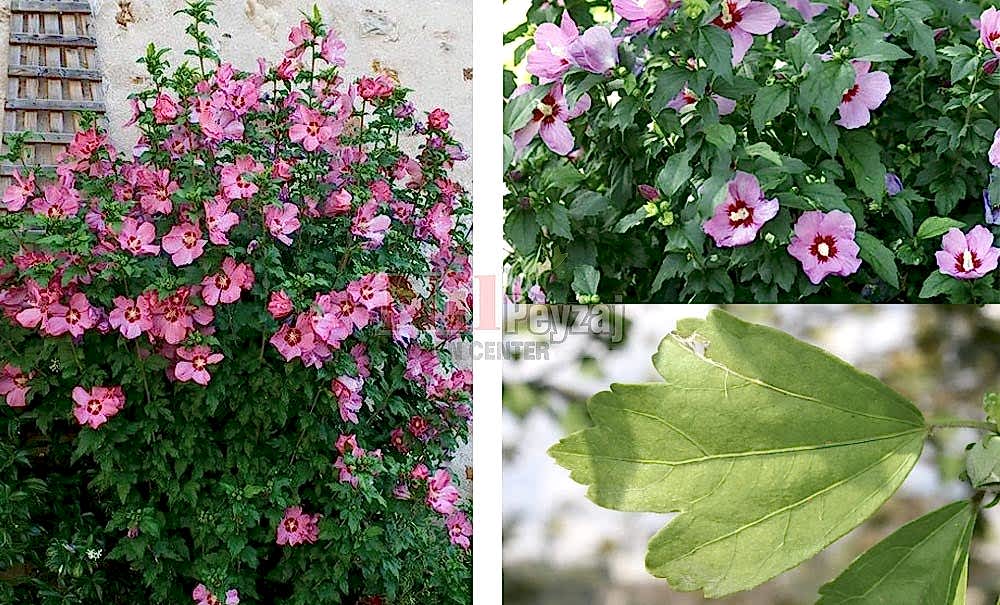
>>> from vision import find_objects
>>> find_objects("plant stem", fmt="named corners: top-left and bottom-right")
top-left (926, 417), bottom-right (996, 432)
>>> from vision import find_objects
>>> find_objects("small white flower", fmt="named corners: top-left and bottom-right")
top-left (85, 548), bottom-right (102, 561)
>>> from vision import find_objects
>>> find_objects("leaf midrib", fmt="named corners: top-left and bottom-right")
top-left (556, 427), bottom-right (926, 467)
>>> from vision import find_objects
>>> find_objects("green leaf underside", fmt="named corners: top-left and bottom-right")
top-left (550, 310), bottom-right (926, 598)
top-left (817, 501), bottom-right (976, 605)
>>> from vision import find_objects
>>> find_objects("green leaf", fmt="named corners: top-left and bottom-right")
top-left (751, 86), bottom-right (789, 131)
top-left (550, 310), bottom-right (926, 597)
top-left (918, 271), bottom-right (963, 299)
top-left (852, 38), bottom-right (911, 62)
top-left (571, 265), bottom-right (600, 295)
top-left (656, 148), bottom-right (696, 197)
top-left (839, 130), bottom-right (886, 202)
top-left (564, 70), bottom-right (604, 107)
top-left (786, 29), bottom-right (819, 69)
top-left (503, 85), bottom-right (549, 134)
top-left (704, 123), bottom-right (737, 151)
top-left (651, 67), bottom-right (690, 110)
top-left (697, 26), bottom-right (733, 81)
top-left (569, 191), bottom-right (609, 219)
top-left (503, 135), bottom-right (514, 169)
top-left (817, 501), bottom-right (976, 605)
top-left (965, 436), bottom-right (1000, 489)
top-left (855, 232), bottom-right (899, 288)
top-left (899, 7), bottom-right (937, 66)
top-left (504, 208), bottom-right (538, 254)
top-left (537, 204), bottom-right (572, 239)
top-left (941, 45), bottom-right (977, 84)
top-left (799, 61), bottom-right (856, 122)
top-left (614, 207), bottom-right (648, 233)
top-left (744, 142), bottom-right (782, 166)
top-left (985, 392), bottom-right (1000, 429)
top-left (916, 217), bottom-right (966, 240)
top-left (800, 181), bottom-right (849, 212)
top-left (800, 114), bottom-right (840, 156)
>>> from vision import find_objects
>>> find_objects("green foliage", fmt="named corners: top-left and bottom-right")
top-left (551, 310), bottom-right (997, 601)
top-left (504, 0), bottom-right (1000, 302)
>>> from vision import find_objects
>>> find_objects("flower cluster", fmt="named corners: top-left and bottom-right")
top-left (1, 3), bottom-right (471, 603)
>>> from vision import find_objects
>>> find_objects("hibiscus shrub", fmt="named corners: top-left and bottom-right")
top-left (0, 3), bottom-right (472, 604)
top-left (503, 0), bottom-right (1000, 302)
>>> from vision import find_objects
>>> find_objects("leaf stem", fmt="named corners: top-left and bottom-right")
top-left (926, 417), bottom-right (995, 432)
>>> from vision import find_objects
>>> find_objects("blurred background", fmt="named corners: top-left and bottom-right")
top-left (503, 305), bottom-right (1000, 605)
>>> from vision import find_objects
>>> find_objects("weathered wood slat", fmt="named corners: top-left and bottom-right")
top-left (6, 99), bottom-right (105, 112)
top-left (10, 33), bottom-right (98, 48)
top-left (7, 66), bottom-right (104, 81)
top-left (1, 164), bottom-right (58, 177)
top-left (4, 132), bottom-right (77, 144)
top-left (11, 1), bottom-right (93, 13)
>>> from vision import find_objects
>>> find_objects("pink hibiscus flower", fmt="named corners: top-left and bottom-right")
top-left (666, 87), bottom-right (736, 115)
top-left (161, 222), bottom-right (207, 266)
top-left (275, 506), bottom-right (320, 546)
top-left (332, 375), bottom-right (364, 423)
top-left (349, 273), bottom-right (392, 310)
top-left (289, 106), bottom-right (334, 152)
top-left (320, 34), bottom-right (347, 66)
top-left (512, 82), bottom-right (591, 156)
top-left (267, 290), bottom-right (294, 319)
top-left (204, 199), bottom-right (240, 245)
top-left (935, 226), bottom-right (1000, 280)
top-left (31, 184), bottom-right (81, 219)
top-left (702, 171), bottom-right (779, 247)
top-left (152, 92), bottom-right (180, 124)
top-left (526, 12), bottom-right (578, 82)
top-left (569, 25), bottom-right (619, 75)
top-left (612, 0), bottom-right (675, 32)
top-left (711, 0), bottom-right (780, 65)
top-left (45, 292), bottom-right (95, 337)
top-left (219, 156), bottom-right (263, 200)
top-left (446, 511), bottom-right (472, 550)
top-left (174, 346), bottom-right (224, 386)
top-left (980, 7), bottom-right (1000, 56)
top-left (201, 257), bottom-right (254, 306)
top-left (109, 295), bottom-right (153, 339)
top-left (117, 217), bottom-right (160, 256)
top-left (72, 385), bottom-right (125, 429)
top-left (264, 203), bottom-right (301, 246)
top-left (351, 201), bottom-right (391, 248)
top-left (137, 167), bottom-right (178, 215)
top-left (836, 61), bottom-right (891, 129)
top-left (270, 314), bottom-right (316, 361)
top-left (3, 170), bottom-right (35, 211)
top-left (426, 469), bottom-right (460, 515)
top-left (787, 210), bottom-right (863, 284)
top-left (0, 364), bottom-right (32, 408)
top-left (990, 129), bottom-right (1000, 167)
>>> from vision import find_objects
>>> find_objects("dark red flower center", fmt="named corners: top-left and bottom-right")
top-left (285, 328), bottom-right (302, 346)
top-left (810, 235), bottom-right (838, 262)
top-left (726, 200), bottom-right (754, 227)
top-left (284, 518), bottom-right (299, 533)
top-left (87, 399), bottom-right (102, 414)
top-left (533, 95), bottom-right (560, 125)
top-left (712, 2), bottom-right (742, 29)
top-left (842, 84), bottom-right (860, 103)
top-left (954, 250), bottom-right (981, 273)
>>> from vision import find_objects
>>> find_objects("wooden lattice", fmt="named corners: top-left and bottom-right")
top-left (2, 0), bottom-right (106, 182)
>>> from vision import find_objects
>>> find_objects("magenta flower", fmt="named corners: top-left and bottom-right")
top-left (117, 217), bottom-right (160, 256)
top-left (72, 385), bottom-right (125, 429)
top-left (702, 171), bottom-right (779, 247)
top-left (31, 184), bottom-right (80, 219)
top-left (264, 203), bottom-right (301, 246)
top-left (3, 170), bottom-right (35, 211)
top-left (289, 106), bottom-right (334, 152)
top-left (161, 222), bottom-right (207, 267)
top-left (512, 82), bottom-right (591, 156)
top-left (446, 511), bottom-right (472, 550)
top-left (786, 0), bottom-right (827, 22)
top-left (109, 295), bottom-right (153, 339)
top-left (192, 585), bottom-right (239, 605)
top-left (711, 0), bottom-right (780, 65)
top-left (332, 375), bottom-right (364, 424)
top-left (320, 34), bottom-right (347, 67)
top-left (613, 0), bottom-right (675, 32)
top-left (275, 506), bottom-right (320, 546)
top-left (267, 290), bottom-right (294, 319)
top-left (45, 292), bottom-right (95, 337)
top-left (427, 469), bottom-right (461, 515)
top-left (568, 26), bottom-right (619, 75)
top-left (935, 226), bottom-right (1000, 280)
top-left (204, 199), bottom-right (240, 245)
top-left (174, 345), bottom-right (224, 386)
top-left (836, 61), bottom-right (890, 129)
top-left (351, 201), bottom-right (392, 248)
top-left (0, 364), bottom-right (32, 408)
top-left (152, 92), bottom-right (180, 124)
top-left (526, 12), bottom-right (579, 82)
top-left (270, 313), bottom-right (316, 361)
top-left (219, 156), bottom-right (263, 200)
top-left (666, 87), bottom-right (735, 115)
top-left (980, 7), bottom-right (1000, 56)
top-left (349, 273), bottom-right (392, 310)
top-left (787, 210), bottom-right (863, 284)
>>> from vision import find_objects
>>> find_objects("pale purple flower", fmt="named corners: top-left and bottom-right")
top-left (983, 8), bottom-right (1000, 56)
top-left (569, 26), bottom-right (619, 75)
top-left (935, 226), bottom-right (1000, 279)
top-left (526, 12), bottom-right (579, 82)
top-left (711, 0), bottom-right (780, 65)
top-left (612, 0), bottom-right (676, 33)
top-left (666, 87), bottom-right (735, 115)
top-left (847, 2), bottom-right (879, 18)
top-left (786, 0), bottom-right (826, 22)
top-left (787, 210), bottom-right (862, 284)
top-left (702, 171), bottom-right (778, 247)
top-left (990, 128), bottom-right (1000, 167)
top-left (512, 82), bottom-right (591, 156)
top-left (527, 284), bottom-right (547, 304)
top-left (984, 187), bottom-right (1000, 225)
top-left (836, 61), bottom-right (890, 129)
top-left (884, 173), bottom-right (902, 196)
